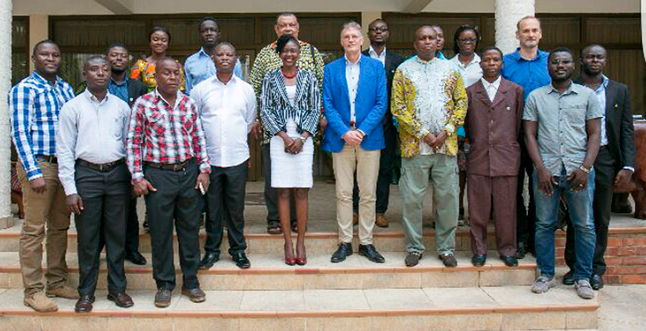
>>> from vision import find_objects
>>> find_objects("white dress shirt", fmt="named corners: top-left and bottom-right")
top-left (191, 74), bottom-right (256, 167)
top-left (345, 55), bottom-right (361, 125)
top-left (368, 46), bottom-right (386, 68)
top-left (481, 76), bottom-right (502, 102)
top-left (56, 90), bottom-right (131, 195)
top-left (451, 53), bottom-right (482, 87)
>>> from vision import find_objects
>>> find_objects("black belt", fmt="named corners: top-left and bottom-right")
top-left (35, 155), bottom-right (57, 164)
top-left (77, 158), bottom-right (125, 172)
top-left (144, 159), bottom-right (191, 172)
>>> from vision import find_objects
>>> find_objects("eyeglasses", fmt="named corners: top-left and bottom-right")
top-left (458, 38), bottom-right (477, 44)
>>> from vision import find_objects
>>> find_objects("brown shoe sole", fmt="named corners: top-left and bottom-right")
top-left (155, 300), bottom-right (171, 308)
top-left (24, 301), bottom-right (58, 313)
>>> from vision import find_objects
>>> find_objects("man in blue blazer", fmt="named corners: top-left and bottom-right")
top-left (322, 22), bottom-right (387, 264)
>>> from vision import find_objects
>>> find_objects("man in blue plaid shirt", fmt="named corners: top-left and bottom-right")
top-left (10, 40), bottom-right (79, 312)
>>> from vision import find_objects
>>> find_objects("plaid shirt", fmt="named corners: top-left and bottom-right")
top-left (9, 72), bottom-right (75, 180)
top-left (126, 90), bottom-right (210, 181)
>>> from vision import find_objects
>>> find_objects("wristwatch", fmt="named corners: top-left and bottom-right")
top-left (578, 165), bottom-right (591, 174)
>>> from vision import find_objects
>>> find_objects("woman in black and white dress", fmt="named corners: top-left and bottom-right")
top-left (260, 34), bottom-right (321, 266)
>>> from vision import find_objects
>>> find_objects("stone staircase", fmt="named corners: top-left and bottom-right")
top-left (0, 218), bottom-right (599, 331)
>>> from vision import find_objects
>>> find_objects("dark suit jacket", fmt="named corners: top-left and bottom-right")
top-left (465, 78), bottom-right (525, 177)
top-left (127, 78), bottom-right (148, 107)
top-left (362, 48), bottom-right (403, 122)
top-left (574, 78), bottom-right (635, 172)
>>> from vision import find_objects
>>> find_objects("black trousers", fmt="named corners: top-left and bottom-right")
top-left (124, 196), bottom-right (140, 255)
top-left (144, 160), bottom-right (201, 290)
top-left (262, 144), bottom-right (296, 223)
top-left (75, 162), bottom-right (128, 296)
top-left (565, 146), bottom-right (615, 276)
top-left (517, 143), bottom-right (536, 249)
top-left (205, 161), bottom-right (248, 256)
top-left (353, 120), bottom-right (397, 214)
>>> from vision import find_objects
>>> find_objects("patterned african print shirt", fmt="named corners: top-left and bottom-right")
top-left (391, 56), bottom-right (467, 157)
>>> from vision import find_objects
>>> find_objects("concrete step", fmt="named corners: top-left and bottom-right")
top-left (0, 286), bottom-right (599, 331)
top-left (0, 251), bottom-right (537, 290)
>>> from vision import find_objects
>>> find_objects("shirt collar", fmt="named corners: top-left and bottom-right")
top-left (344, 54), bottom-right (362, 65)
top-left (368, 46), bottom-right (386, 57)
top-left (212, 74), bottom-right (238, 86)
top-left (110, 77), bottom-right (127, 86)
top-left (83, 88), bottom-right (110, 104)
top-left (510, 48), bottom-right (548, 62)
top-left (414, 55), bottom-right (437, 65)
top-left (481, 76), bottom-right (502, 88)
top-left (31, 71), bottom-right (63, 88)
top-left (198, 47), bottom-right (211, 58)
top-left (154, 88), bottom-right (182, 108)
top-left (549, 81), bottom-right (577, 95)
top-left (451, 53), bottom-right (481, 66)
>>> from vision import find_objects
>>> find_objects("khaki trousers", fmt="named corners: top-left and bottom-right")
top-left (17, 161), bottom-right (71, 296)
top-left (332, 145), bottom-right (380, 245)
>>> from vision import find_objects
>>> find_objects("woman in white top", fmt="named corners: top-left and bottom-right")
top-left (260, 34), bottom-right (321, 266)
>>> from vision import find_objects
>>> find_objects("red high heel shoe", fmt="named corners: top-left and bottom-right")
top-left (295, 257), bottom-right (307, 266)
top-left (285, 257), bottom-right (297, 266)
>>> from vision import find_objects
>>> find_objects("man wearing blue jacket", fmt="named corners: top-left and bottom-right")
top-left (323, 22), bottom-right (387, 264)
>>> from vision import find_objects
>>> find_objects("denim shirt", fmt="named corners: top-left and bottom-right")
top-left (184, 47), bottom-right (243, 95)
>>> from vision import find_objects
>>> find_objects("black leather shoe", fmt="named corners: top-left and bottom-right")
top-left (154, 289), bottom-right (172, 308)
top-left (75, 295), bottom-right (95, 313)
top-left (471, 254), bottom-right (487, 267)
top-left (199, 252), bottom-right (220, 270)
top-left (331, 243), bottom-right (353, 263)
top-left (232, 252), bottom-right (251, 269)
top-left (182, 287), bottom-right (206, 303)
top-left (500, 255), bottom-right (518, 267)
top-left (590, 274), bottom-right (604, 290)
top-left (358, 244), bottom-right (385, 263)
top-left (562, 270), bottom-right (575, 285)
top-left (108, 291), bottom-right (134, 308)
top-left (125, 251), bottom-right (147, 266)
top-left (515, 242), bottom-right (527, 259)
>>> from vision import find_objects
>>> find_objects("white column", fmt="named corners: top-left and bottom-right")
top-left (0, 0), bottom-right (12, 229)
top-left (495, 0), bottom-right (535, 54)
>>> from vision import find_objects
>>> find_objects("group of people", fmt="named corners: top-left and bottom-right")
top-left (9, 12), bottom-right (635, 314)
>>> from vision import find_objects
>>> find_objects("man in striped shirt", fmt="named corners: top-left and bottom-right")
top-left (126, 58), bottom-right (211, 308)
top-left (10, 40), bottom-right (79, 312)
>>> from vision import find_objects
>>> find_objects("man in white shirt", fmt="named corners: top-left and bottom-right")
top-left (191, 43), bottom-right (256, 270)
top-left (56, 56), bottom-right (134, 313)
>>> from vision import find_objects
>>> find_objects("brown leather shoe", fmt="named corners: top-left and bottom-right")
top-left (353, 212), bottom-right (359, 225)
top-left (182, 287), bottom-right (206, 303)
top-left (438, 253), bottom-right (458, 267)
top-left (24, 291), bottom-right (58, 312)
top-left (154, 289), bottom-right (172, 308)
top-left (375, 213), bottom-right (389, 228)
top-left (46, 286), bottom-right (79, 300)
top-left (108, 291), bottom-right (134, 308)
top-left (74, 295), bottom-right (95, 313)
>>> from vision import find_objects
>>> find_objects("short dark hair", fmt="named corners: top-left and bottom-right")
top-left (276, 34), bottom-right (300, 54)
top-left (155, 56), bottom-right (179, 73)
top-left (581, 44), bottom-right (606, 58)
top-left (105, 42), bottom-right (128, 55)
top-left (548, 47), bottom-right (574, 61)
top-left (480, 46), bottom-right (503, 58)
top-left (214, 42), bottom-right (236, 54)
top-left (149, 26), bottom-right (171, 43)
top-left (200, 17), bottom-right (219, 31)
top-left (83, 55), bottom-right (108, 70)
top-left (453, 25), bottom-right (480, 55)
top-left (276, 12), bottom-right (297, 24)
top-left (32, 39), bottom-right (59, 56)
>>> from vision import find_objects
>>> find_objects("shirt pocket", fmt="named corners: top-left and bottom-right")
top-left (146, 110), bottom-right (166, 134)
top-left (563, 105), bottom-right (587, 131)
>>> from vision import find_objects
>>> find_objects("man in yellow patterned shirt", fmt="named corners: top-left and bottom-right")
top-left (391, 25), bottom-right (467, 268)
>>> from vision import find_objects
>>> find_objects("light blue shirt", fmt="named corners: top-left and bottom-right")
top-left (108, 77), bottom-right (129, 104)
top-left (591, 75), bottom-right (609, 146)
top-left (184, 47), bottom-right (243, 95)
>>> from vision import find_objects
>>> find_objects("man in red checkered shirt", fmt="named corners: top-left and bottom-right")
top-left (125, 58), bottom-right (210, 308)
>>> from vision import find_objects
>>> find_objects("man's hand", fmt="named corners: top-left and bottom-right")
top-left (342, 130), bottom-right (363, 146)
top-left (614, 169), bottom-right (633, 189)
top-left (537, 167), bottom-right (557, 196)
top-left (423, 133), bottom-right (437, 147)
top-left (195, 173), bottom-right (210, 193)
top-left (133, 179), bottom-right (157, 197)
top-left (66, 194), bottom-right (84, 215)
top-left (29, 178), bottom-right (47, 194)
top-left (251, 120), bottom-right (262, 140)
top-left (431, 131), bottom-right (448, 149)
top-left (568, 169), bottom-right (589, 192)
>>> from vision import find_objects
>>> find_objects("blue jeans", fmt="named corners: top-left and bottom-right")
top-left (533, 168), bottom-right (596, 280)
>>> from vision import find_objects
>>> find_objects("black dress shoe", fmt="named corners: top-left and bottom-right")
top-left (75, 295), bottom-right (95, 313)
top-left (199, 253), bottom-right (220, 270)
top-left (471, 254), bottom-right (487, 267)
top-left (500, 255), bottom-right (518, 267)
top-left (232, 252), bottom-right (251, 269)
top-left (562, 270), bottom-right (575, 285)
top-left (154, 289), bottom-right (172, 308)
top-left (358, 244), bottom-right (385, 263)
top-left (331, 243), bottom-right (352, 263)
top-left (182, 287), bottom-right (206, 303)
top-left (590, 274), bottom-right (604, 290)
top-left (108, 291), bottom-right (134, 308)
top-left (125, 251), bottom-right (147, 266)
top-left (515, 242), bottom-right (527, 259)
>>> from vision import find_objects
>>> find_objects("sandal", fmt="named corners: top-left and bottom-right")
top-left (267, 220), bottom-right (282, 235)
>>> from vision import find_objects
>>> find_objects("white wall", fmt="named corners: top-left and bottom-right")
top-left (422, 0), bottom-right (639, 13)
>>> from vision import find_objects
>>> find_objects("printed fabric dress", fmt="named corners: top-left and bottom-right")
top-left (130, 58), bottom-right (186, 92)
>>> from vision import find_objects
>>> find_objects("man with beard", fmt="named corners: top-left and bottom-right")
top-left (57, 56), bottom-right (134, 312)
top-left (185, 17), bottom-right (243, 95)
top-left (250, 12), bottom-right (324, 235)
top-left (524, 48), bottom-right (601, 299)
top-left (562, 44), bottom-right (635, 290)
top-left (106, 43), bottom-right (148, 266)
